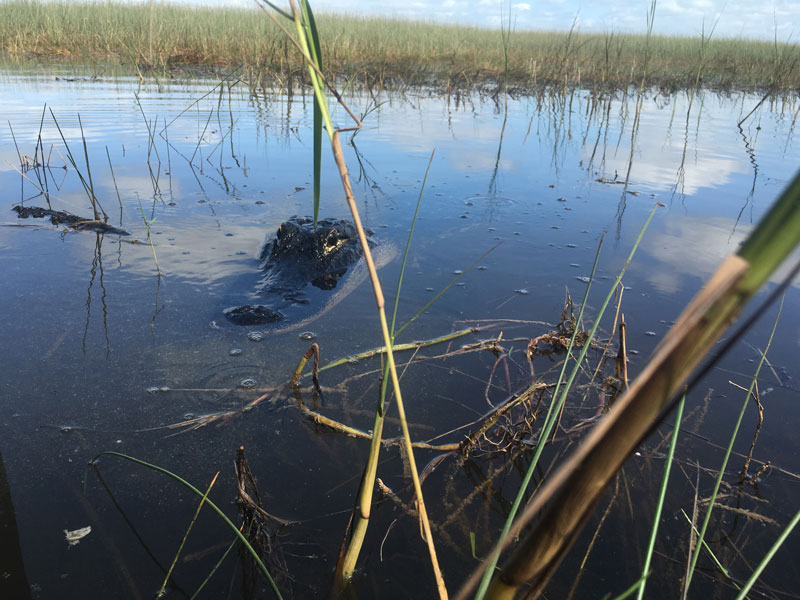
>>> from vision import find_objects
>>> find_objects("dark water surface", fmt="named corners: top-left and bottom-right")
top-left (1, 68), bottom-right (799, 599)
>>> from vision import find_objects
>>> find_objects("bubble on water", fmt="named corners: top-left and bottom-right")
top-left (299, 331), bottom-right (316, 341)
top-left (183, 413), bottom-right (195, 420)
top-left (248, 331), bottom-right (264, 342)
top-left (566, 243), bottom-right (577, 248)
top-left (160, 386), bottom-right (170, 393)
top-left (229, 348), bottom-right (243, 356)
top-left (453, 270), bottom-right (463, 275)
top-left (570, 263), bottom-right (580, 268)
top-left (235, 250), bottom-right (247, 255)
top-left (644, 331), bottom-right (657, 337)
top-left (477, 266), bottom-right (488, 270)
top-left (239, 378), bottom-right (257, 389)
top-left (146, 386), bottom-right (160, 394)
top-left (60, 426), bottom-right (73, 434)
top-left (347, 357), bottom-right (358, 364)
top-left (515, 289), bottom-right (529, 295)
top-left (576, 276), bottom-right (591, 283)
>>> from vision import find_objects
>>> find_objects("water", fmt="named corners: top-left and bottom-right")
top-left (1, 68), bottom-right (798, 599)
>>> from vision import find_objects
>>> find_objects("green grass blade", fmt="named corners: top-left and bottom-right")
top-left (605, 576), bottom-right (650, 600)
top-left (294, 0), bottom-right (333, 143)
top-left (93, 451), bottom-right (283, 600)
top-left (390, 149), bottom-right (435, 336)
top-left (158, 472), bottom-right (219, 598)
top-left (476, 231), bottom-right (605, 599)
top-left (312, 98), bottom-right (321, 226)
top-left (679, 509), bottom-right (738, 587)
top-left (394, 241), bottom-right (498, 340)
top-left (684, 295), bottom-right (784, 593)
top-left (190, 538), bottom-right (237, 600)
top-left (636, 393), bottom-right (685, 600)
top-left (477, 202), bottom-right (659, 599)
top-left (301, 0), bottom-right (323, 225)
top-left (338, 148), bottom-right (433, 581)
top-left (735, 505), bottom-right (800, 600)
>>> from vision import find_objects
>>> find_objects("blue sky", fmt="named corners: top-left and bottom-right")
top-left (210, 1), bottom-right (799, 41)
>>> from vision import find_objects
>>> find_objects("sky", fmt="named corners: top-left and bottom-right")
top-left (206, 0), bottom-right (800, 41)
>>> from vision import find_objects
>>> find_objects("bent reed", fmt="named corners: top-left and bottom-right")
top-left (1, 0), bottom-right (798, 93)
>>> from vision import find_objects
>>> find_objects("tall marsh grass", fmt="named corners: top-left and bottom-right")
top-left (1, 1), bottom-right (798, 92)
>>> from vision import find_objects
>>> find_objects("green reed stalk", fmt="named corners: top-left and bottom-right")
top-left (94, 452), bottom-right (283, 600)
top-left (735, 505), bottom-right (800, 600)
top-left (636, 393), bottom-right (685, 600)
top-left (138, 200), bottom-right (161, 277)
top-left (157, 471), bottom-right (219, 598)
top-left (683, 296), bottom-right (783, 594)
top-left (337, 149), bottom-right (434, 581)
top-left (268, 2), bottom-right (448, 595)
top-left (475, 230), bottom-right (605, 600)
top-left (49, 108), bottom-right (107, 221)
top-left (678, 510), bottom-right (738, 589)
top-left (475, 202), bottom-right (660, 600)
top-left (299, 0), bottom-right (323, 225)
top-left (457, 170), bottom-right (800, 599)
top-left (190, 538), bottom-right (237, 599)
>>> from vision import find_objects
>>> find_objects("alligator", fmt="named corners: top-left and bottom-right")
top-left (222, 216), bottom-right (394, 333)
top-left (13, 205), bottom-right (131, 235)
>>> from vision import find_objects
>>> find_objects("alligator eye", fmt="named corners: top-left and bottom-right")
top-left (326, 230), bottom-right (339, 247)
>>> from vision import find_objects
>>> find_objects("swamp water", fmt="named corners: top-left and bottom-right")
top-left (1, 69), bottom-right (799, 599)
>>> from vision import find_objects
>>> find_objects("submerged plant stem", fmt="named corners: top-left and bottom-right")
top-left (636, 393), bottom-right (685, 600)
top-left (94, 452), bottom-right (283, 600)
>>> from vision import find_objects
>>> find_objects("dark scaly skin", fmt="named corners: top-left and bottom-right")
top-left (223, 216), bottom-right (395, 333)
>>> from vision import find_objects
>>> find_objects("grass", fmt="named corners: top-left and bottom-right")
top-left (1, 1), bottom-right (799, 93)
top-left (9, 2), bottom-right (797, 597)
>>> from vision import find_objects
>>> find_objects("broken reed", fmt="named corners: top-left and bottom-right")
top-left (2, 0), bottom-right (799, 93)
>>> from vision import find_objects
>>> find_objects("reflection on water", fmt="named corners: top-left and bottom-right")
top-left (1, 68), bottom-right (798, 598)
